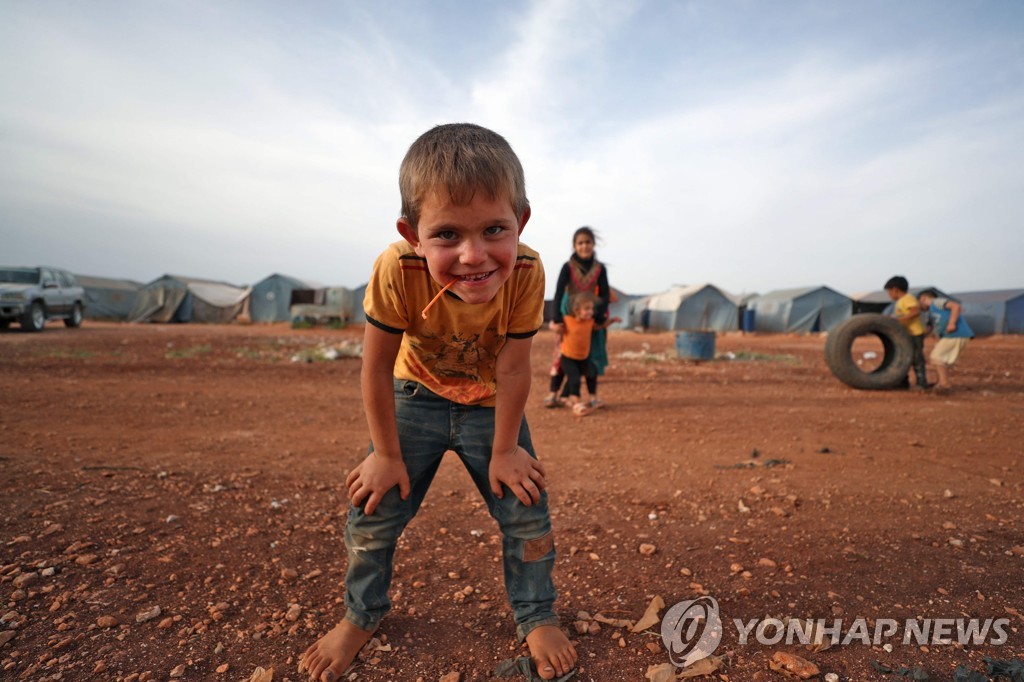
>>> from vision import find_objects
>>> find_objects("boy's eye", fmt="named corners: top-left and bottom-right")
top-left (434, 230), bottom-right (457, 241)
top-left (484, 225), bottom-right (506, 236)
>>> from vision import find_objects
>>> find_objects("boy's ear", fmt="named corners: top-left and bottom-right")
top-left (517, 205), bottom-right (531, 235)
top-left (397, 218), bottom-right (425, 256)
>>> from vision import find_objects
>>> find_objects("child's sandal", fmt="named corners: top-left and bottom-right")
top-left (572, 402), bottom-right (591, 417)
top-left (588, 398), bottom-right (605, 409)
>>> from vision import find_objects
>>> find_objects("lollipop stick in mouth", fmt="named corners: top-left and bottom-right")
top-left (421, 279), bottom-right (458, 319)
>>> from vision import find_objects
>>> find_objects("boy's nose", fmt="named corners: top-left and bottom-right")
top-left (459, 239), bottom-right (487, 265)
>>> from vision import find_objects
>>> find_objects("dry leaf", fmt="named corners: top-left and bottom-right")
top-left (248, 667), bottom-right (273, 682)
top-left (678, 655), bottom-right (723, 679)
top-left (593, 613), bottom-right (633, 628)
top-left (645, 662), bottom-right (676, 682)
top-left (631, 595), bottom-right (666, 633)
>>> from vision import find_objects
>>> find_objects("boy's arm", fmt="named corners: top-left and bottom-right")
top-left (346, 323), bottom-right (410, 516)
top-left (596, 316), bottom-right (622, 330)
top-left (944, 299), bottom-right (961, 334)
top-left (490, 335), bottom-right (546, 506)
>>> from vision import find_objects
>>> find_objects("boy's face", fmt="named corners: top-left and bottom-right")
top-left (575, 302), bottom-right (595, 320)
top-left (918, 294), bottom-right (934, 309)
top-left (398, 189), bottom-right (530, 306)
top-left (885, 287), bottom-right (902, 301)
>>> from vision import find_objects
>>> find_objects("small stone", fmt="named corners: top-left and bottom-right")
top-left (825, 674), bottom-right (839, 682)
top-left (573, 620), bottom-right (590, 635)
top-left (76, 554), bottom-right (99, 565)
top-left (170, 663), bottom-right (186, 678)
top-left (216, 663), bottom-right (229, 674)
top-left (0, 630), bottom-right (16, 646)
top-left (757, 558), bottom-right (777, 568)
top-left (281, 568), bottom-right (298, 580)
top-left (97, 616), bottom-right (119, 628)
top-left (440, 672), bottom-right (460, 682)
top-left (769, 651), bottom-right (819, 679)
top-left (12, 572), bottom-right (39, 589)
top-left (285, 603), bottom-right (302, 621)
top-left (639, 543), bottom-right (656, 556)
top-left (136, 606), bottom-right (161, 623)
top-left (92, 660), bottom-right (106, 673)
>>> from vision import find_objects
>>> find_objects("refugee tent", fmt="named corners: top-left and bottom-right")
top-left (350, 283), bottom-right (367, 324)
top-left (951, 289), bottom-right (1024, 335)
top-left (75, 274), bottom-right (142, 320)
top-left (850, 287), bottom-right (950, 315)
top-left (606, 287), bottom-right (642, 329)
top-left (128, 275), bottom-right (250, 324)
top-left (637, 284), bottom-right (739, 332)
top-left (250, 274), bottom-right (324, 323)
top-left (749, 286), bottom-right (852, 333)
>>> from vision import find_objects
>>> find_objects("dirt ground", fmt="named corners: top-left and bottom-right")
top-left (1, 321), bottom-right (1022, 682)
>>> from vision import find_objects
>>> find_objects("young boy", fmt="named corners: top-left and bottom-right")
top-left (298, 124), bottom-right (576, 682)
top-left (548, 292), bottom-right (619, 416)
top-left (884, 276), bottom-right (929, 389)
top-left (918, 289), bottom-right (974, 393)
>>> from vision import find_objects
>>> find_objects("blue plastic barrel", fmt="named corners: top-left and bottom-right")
top-left (742, 308), bottom-right (756, 332)
top-left (676, 331), bottom-right (716, 360)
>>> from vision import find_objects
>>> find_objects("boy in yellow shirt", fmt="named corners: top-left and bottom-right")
top-left (884, 276), bottom-right (930, 390)
top-left (299, 124), bottom-right (576, 681)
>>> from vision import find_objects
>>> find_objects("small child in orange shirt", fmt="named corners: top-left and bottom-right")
top-left (547, 292), bottom-right (619, 416)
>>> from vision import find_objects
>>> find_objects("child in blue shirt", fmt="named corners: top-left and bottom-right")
top-left (918, 289), bottom-right (974, 393)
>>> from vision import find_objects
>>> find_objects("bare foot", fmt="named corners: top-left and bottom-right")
top-left (525, 625), bottom-right (577, 680)
top-left (298, 620), bottom-right (374, 682)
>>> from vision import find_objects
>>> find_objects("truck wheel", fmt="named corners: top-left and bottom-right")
top-left (22, 302), bottom-right (46, 332)
top-left (824, 314), bottom-right (913, 390)
top-left (65, 303), bottom-right (84, 328)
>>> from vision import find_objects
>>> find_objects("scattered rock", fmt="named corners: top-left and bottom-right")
top-left (97, 615), bottom-right (120, 628)
top-left (639, 543), bottom-right (657, 556)
top-left (136, 605), bottom-right (161, 623)
top-left (770, 651), bottom-right (820, 679)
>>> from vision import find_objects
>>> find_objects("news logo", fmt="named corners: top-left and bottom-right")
top-left (661, 596), bottom-right (724, 668)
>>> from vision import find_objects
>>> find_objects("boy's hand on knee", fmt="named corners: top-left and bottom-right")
top-left (489, 446), bottom-right (547, 506)
top-left (346, 453), bottom-right (410, 516)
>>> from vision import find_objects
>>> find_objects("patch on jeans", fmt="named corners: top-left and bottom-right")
top-left (522, 532), bottom-right (554, 562)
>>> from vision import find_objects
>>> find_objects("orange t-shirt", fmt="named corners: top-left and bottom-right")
top-left (363, 240), bottom-right (545, 406)
top-left (560, 316), bottom-right (594, 361)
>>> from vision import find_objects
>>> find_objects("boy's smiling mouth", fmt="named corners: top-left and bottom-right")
top-left (458, 271), bottom-right (494, 283)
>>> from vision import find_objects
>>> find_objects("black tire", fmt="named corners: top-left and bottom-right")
top-left (22, 301), bottom-right (46, 332)
top-left (0, 319), bottom-right (10, 329)
top-left (65, 303), bottom-right (84, 328)
top-left (824, 313), bottom-right (913, 390)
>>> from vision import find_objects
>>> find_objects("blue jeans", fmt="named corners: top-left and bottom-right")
top-left (344, 379), bottom-right (560, 641)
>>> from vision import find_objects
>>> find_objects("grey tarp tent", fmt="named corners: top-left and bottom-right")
top-left (637, 284), bottom-right (739, 332)
top-left (750, 286), bottom-right (852, 333)
top-left (128, 275), bottom-right (250, 323)
top-left (75, 274), bottom-right (142, 320)
top-left (851, 286), bottom-right (950, 315)
top-left (351, 283), bottom-right (367, 324)
top-left (951, 289), bottom-right (1024, 335)
top-left (250, 274), bottom-right (324, 323)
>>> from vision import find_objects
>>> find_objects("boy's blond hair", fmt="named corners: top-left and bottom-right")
top-left (399, 123), bottom-right (529, 231)
top-left (570, 291), bottom-right (598, 314)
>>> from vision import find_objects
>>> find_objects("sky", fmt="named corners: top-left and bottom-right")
top-left (1, 0), bottom-right (1022, 298)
